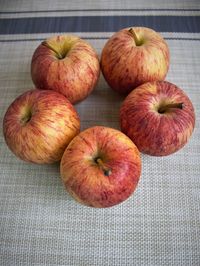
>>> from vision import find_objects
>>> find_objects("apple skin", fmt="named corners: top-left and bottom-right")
top-left (3, 89), bottom-right (80, 164)
top-left (31, 35), bottom-right (100, 104)
top-left (101, 27), bottom-right (170, 94)
top-left (60, 126), bottom-right (141, 208)
top-left (120, 81), bottom-right (195, 156)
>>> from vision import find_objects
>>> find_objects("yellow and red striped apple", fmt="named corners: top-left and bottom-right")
top-left (101, 27), bottom-right (170, 94)
top-left (31, 35), bottom-right (100, 103)
top-left (120, 81), bottom-right (195, 156)
top-left (60, 126), bottom-right (141, 208)
top-left (3, 89), bottom-right (80, 164)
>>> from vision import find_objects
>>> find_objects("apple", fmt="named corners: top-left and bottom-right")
top-left (3, 89), bottom-right (80, 164)
top-left (101, 27), bottom-right (170, 94)
top-left (120, 81), bottom-right (195, 156)
top-left (31, 35), bottom-right (100, 104)
top-left (60, 126), bottom-right (141, 208)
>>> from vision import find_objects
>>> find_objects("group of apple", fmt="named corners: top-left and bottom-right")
top-left (3, 27), bottom-right (195, 208)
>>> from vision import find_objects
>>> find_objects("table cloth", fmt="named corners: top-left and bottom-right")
top-left (0, 1), bottom-right (200, 265)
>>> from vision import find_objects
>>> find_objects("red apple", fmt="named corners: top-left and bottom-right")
top-left (120, 81), bottom-right (195, 156)
top-left (60, 126), bottom-right (141, 208)
top-left (3, 89), bottom-right (80, 164)
top-left (101, 27), bottom-right (170, 94)
top-left (31, 35), bottom-right (100, 104)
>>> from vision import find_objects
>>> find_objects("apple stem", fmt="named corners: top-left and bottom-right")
top-left (158, 102), bottom-right (184, 114)
top-left (128, 28), bottom-right (141, 46)
top-left (95, 158), bottom-right (111, 176)
top-left (42, 41), bottom-right (63, 59)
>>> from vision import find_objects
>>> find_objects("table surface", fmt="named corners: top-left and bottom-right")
top-left (0, 1), bottom-right (200, 265)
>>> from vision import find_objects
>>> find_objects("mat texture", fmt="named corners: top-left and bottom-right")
top-left (0, 1), bottom-right (200, 265)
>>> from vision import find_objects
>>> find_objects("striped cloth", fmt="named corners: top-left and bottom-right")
top-left (0, 1), bottom-right (200, 265)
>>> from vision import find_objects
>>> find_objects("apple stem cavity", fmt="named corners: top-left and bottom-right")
top-left (21, 111), bottom-right (32, 125)
top-left (128, 28), bottom-right (143, 46)
top-left (42, 41), bottom-right (63, 59)
top-left (95, 158), bottom-right (111, 176)
top-left (158, 102), bottom-right (184, 114)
